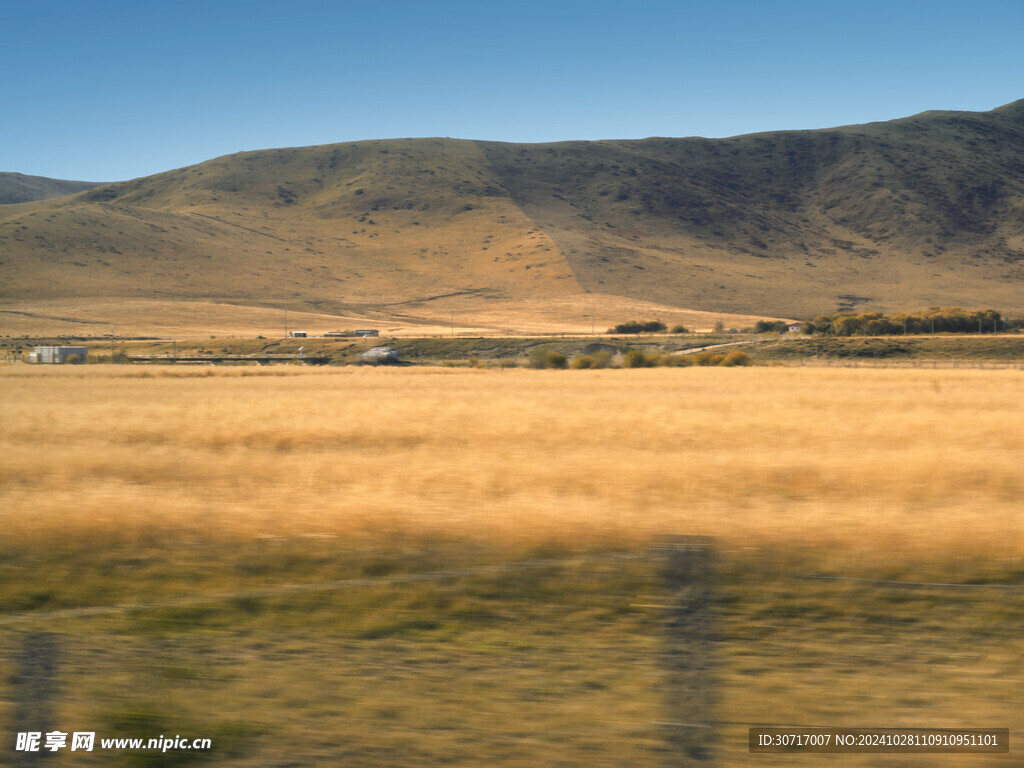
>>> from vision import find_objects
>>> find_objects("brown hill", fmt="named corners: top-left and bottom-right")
top-left (2, 99), bottom-right (1024, 335)
top-left (0, 173), bottom-right (102, 205)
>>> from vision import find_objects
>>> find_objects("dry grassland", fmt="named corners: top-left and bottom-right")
top-left (1, 365), bottom-right (1021, 767)
top-left (2, 365), bottom-right (1021, 570)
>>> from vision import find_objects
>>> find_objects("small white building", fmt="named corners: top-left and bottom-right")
top-left (30, 346), bottom-right (88, 364)
top-left (289, 330), bottom-right (307, 338)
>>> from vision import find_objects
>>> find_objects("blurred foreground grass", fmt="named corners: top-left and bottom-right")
top-left (1, 365), bottom-right (1021, 765)
top-left (1, 543), bottom-right (1019, 767)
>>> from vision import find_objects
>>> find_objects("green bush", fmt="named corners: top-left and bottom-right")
top-left (546, 352), bottom-right (567, 369)
top-left (529, 348), bottom-right (567, 369)
top-left (670, 324), bottom-right (689, 334)
top-left (623, 349), bottom-right (662, 368)
top-left (623, 349), bottom-right (645, 368)
top-left (692, 352), bottom-right (725, 366)
top-left (661, 353), bottom-right (691, 366)
top-left (609, 320), bottom-right (667, 334)
top-left (570, 355), bottom-right (594, 369)
top-left (720, 350), bottom-right (752, 366)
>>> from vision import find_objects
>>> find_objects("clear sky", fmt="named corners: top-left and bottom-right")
top-left (4, 0), bottom-right (1023, 182)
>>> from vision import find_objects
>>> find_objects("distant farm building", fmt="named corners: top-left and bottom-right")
top-left (29, 346), bottom-right (88, 364)
top-left (289, 330), bottom-right (307, 338)
top-left (324, 329), bottom-right (380, 338)
top-left (786, 323), bottom-right (804, 334)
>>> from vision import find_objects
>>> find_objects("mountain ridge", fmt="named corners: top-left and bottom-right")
top-left (2, 100), bottom-right (1024, 333)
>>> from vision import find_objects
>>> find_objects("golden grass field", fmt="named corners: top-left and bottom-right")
top-left (1, 364), bottom-right (1021, 766)
top-left (3, 364), bottom-right (1021, 564)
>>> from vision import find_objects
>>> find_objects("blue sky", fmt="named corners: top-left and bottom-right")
top-left (3, 0), bottom-right (1023, 181)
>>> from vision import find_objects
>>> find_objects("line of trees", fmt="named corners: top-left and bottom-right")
top-left (754, 320), bottom-right (791, 333)
top-left (803, 307), bottom-right (1021, 336)
top-left (609, 320), bottom-right (667, 334)
top-left (608, 320), bottom-right (690, 334)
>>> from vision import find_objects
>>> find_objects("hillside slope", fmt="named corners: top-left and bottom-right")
top-left (479, 98), bottom-right (1024, 316)
top-left (0, 173), bottom-right (101, 204)
top-left (2, 99), bottom-right (1024, 329)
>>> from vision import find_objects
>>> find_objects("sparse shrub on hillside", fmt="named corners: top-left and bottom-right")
top-left (623, 349), bottom-right (661, 368)
top-left (720, 350), bottom-right (752, 366)
top-left (545, 351), bottom-right (567, 369)
top-left (570, 355), bottom-right (594, 369)
top-left (693, 352), bottom-right (725, 366)
top-left (670, 325), bottom-right (689, 334)
top-left (529, 348), bottom-right (567, 369)
top-left (609, 320), bottom-right (667, 334)
top-left (623, 349), bottom-right (645, 368)
top-left (686, 349), bottom-right (750, 366)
